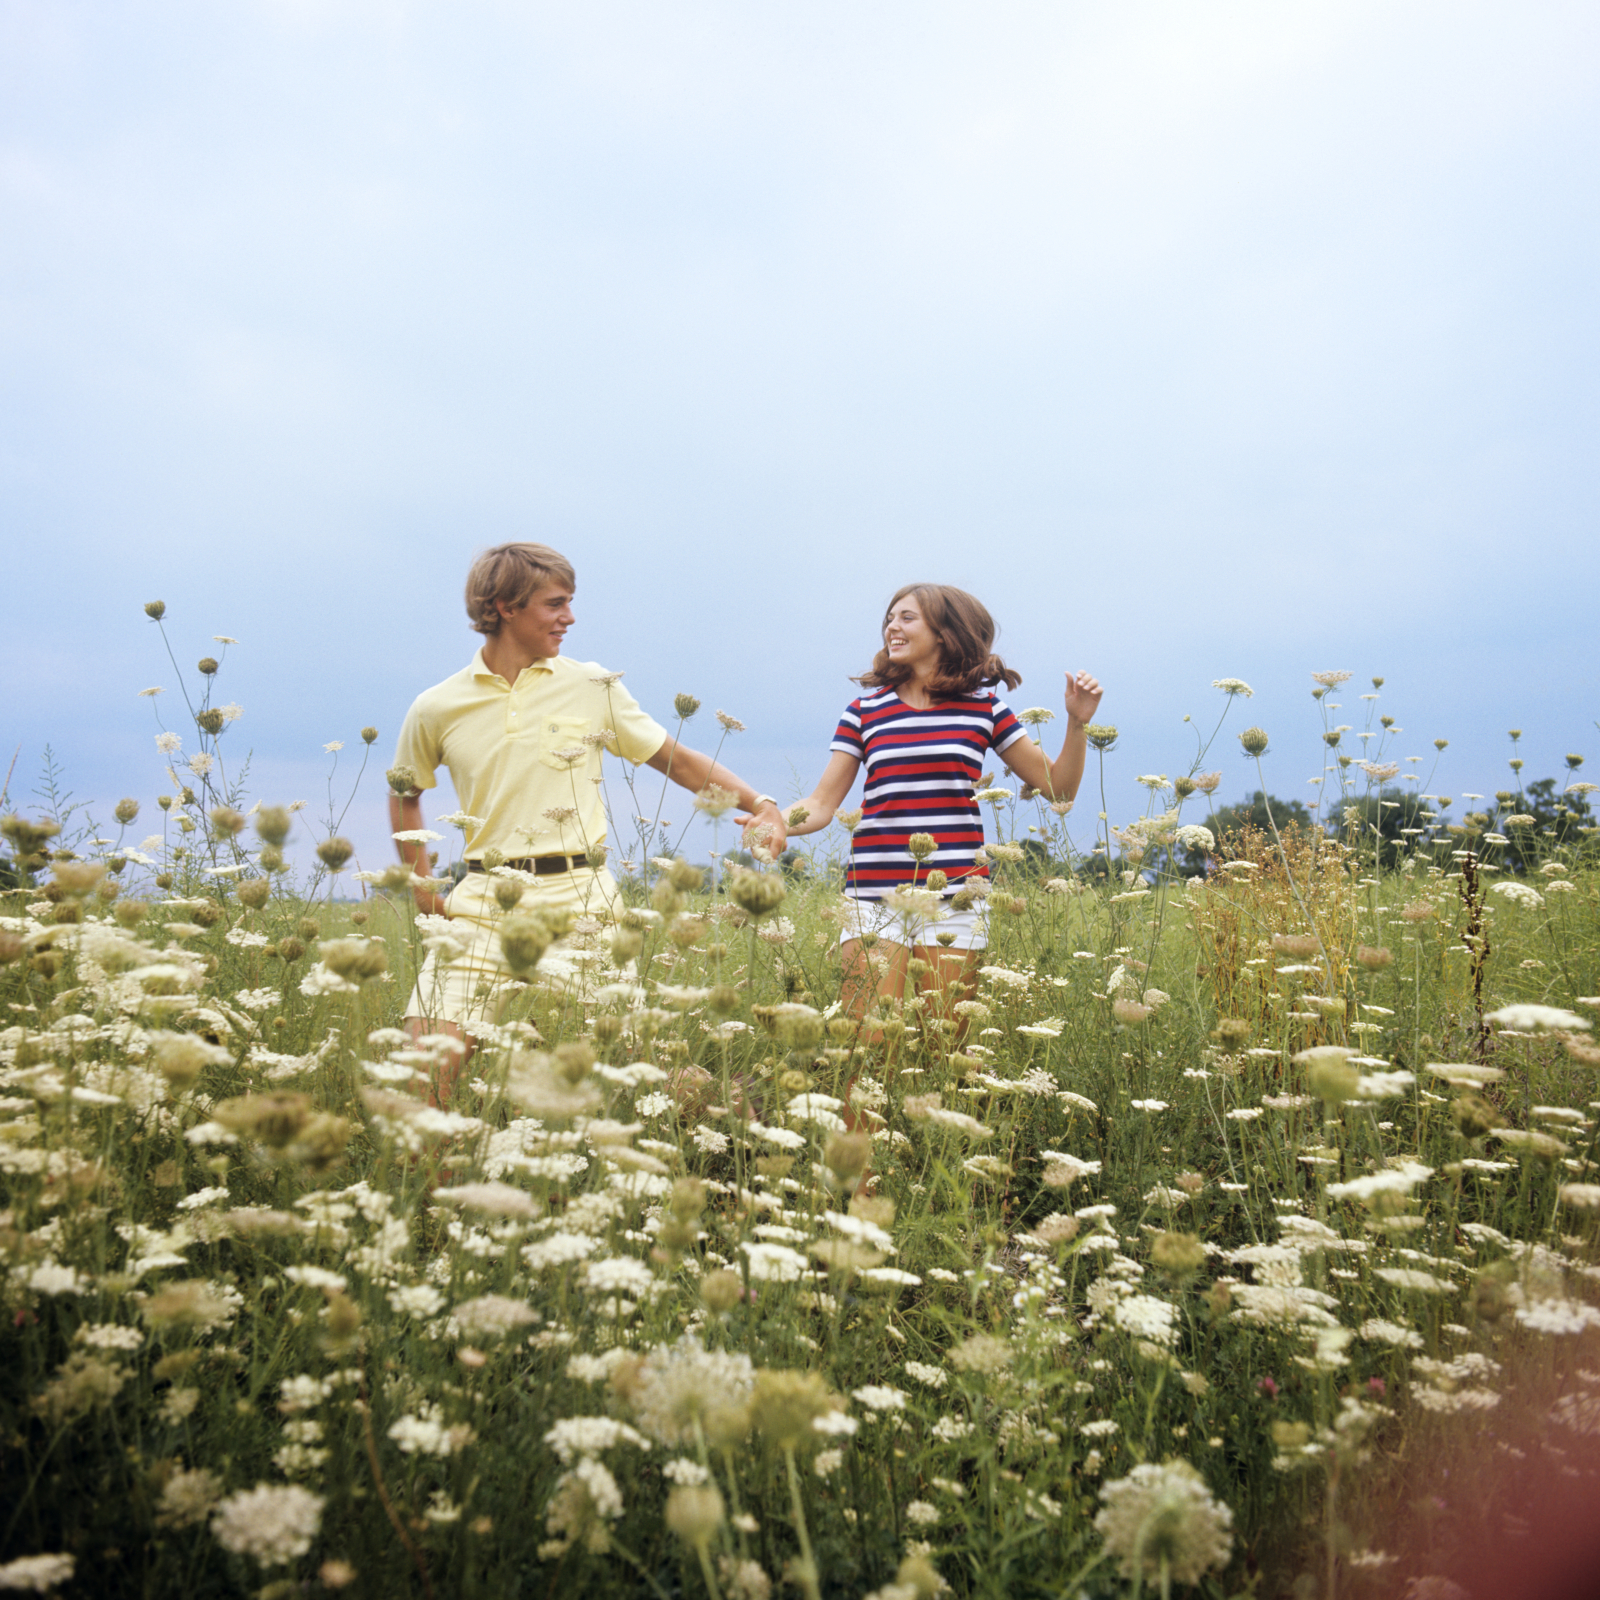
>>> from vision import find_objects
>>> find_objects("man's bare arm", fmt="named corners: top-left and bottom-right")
top-left (388, 792), bottom-right (451, 916)
top-left (644, 738), bottom-right (788, 858)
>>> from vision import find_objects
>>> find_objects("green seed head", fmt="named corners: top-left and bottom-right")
top-left (500, 914), bottom-right (553, 975)
top-left (210, 806), bottom-right (247, 839)
top-left (727, 864), bottom-right (786, 918)
top-left (1150, 1231), bottom-right (1207, 1278)
top-left (316, 837), bottom-right (355, 873)
top-left (1301, 1047), bottom-right (1360, 1104)
top-left (319, 938), bottom-right (388, 982)
top-left (255, 806), bottom-right (293, 847)
top-left (668, 858), bottom-right (704, 892)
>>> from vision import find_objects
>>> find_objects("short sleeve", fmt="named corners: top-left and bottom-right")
top-left (830, 700), bottom-right (865, 759)
top-left (603, 681), bottom-right (669, 765)
top-left (989, 698), bottom-right (1027, 755)
top-left (391, 696), bottom-right (441, 793)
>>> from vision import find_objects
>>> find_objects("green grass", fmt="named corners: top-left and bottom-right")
top-left (2, 781), bottom-right (1599, 1599)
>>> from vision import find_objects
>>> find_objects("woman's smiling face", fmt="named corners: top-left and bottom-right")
top-left (883, 594), bottom-right (940, 677)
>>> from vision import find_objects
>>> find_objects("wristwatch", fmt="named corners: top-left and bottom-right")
top-left (752, 794), bottom-right (780, 810)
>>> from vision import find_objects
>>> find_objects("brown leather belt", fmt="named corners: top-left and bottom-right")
top-left (467, 854), bottom-right (589, 876)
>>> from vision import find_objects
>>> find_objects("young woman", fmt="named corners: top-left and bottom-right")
top-left (781, 583), bottom-right (1103, 1023)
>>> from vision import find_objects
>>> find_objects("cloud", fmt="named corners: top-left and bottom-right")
top-left (1, 1), bottom-right (1596, 868)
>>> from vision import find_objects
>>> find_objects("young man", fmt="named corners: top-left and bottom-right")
top-left (389, 543), bottom-right (785, 1087)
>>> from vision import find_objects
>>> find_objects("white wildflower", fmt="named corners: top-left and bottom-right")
top-left (209, 1484), bottom-right (325, 1568)
top-left (852, 1385), bottom-right (908, 1413)
top-left (630, 1335), bottom-right (755, 1446)
top-left (543, 1416), bottom-right (651, 1465)
top-left (1375, 1268), bottom-right (1455, 1294)
top-left (1516, 1300), bottom-right (1600, 1336)
top-left (0, 1555), bottom-right (76, 1592)
top-left (741, 1242), bottom-right (810, 1283)
top-left (1094, 1460), bottom-right (1234, 1587)
top-left (1485, 1003), bottom-right (1590, 1031)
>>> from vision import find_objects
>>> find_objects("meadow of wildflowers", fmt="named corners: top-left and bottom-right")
top-left (4, 628), bottom-right (1600, 1599)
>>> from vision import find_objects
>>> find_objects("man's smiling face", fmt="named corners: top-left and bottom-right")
top-left (497, 583), bottom-right (574, 660)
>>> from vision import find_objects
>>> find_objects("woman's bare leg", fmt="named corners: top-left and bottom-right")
top-left (840, 936), bottom-right (911, 1035)
top-left (403, 1016), bottom-right (474, 1109)
top-left (911, 946), bottom-right (984, 1038)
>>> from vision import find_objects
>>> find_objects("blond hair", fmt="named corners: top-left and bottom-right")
top-left (464, 543), bottom-right (577, 636)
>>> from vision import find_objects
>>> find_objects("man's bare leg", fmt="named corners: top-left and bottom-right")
top-left (403, 1016), bottom-right (474, 1109)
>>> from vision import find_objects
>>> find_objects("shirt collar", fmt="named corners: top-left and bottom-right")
top-left (471, 647), bottom-right (557, 686)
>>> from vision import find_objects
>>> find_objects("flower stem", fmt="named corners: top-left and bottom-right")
top-left (783, 1447), bottom-right (822, 1600)
top-left (695, 1541), bottom-right (725, 1600)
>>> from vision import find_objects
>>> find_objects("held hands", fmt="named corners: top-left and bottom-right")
top-left (1064, 670), bottom-right (1104, 727)
top-left (735, 804), bottom-right (789, 863)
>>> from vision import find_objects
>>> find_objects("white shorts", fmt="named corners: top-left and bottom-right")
top-left (838, 894), bottom-right (989, 952)
top-left (405, 864), bottom-right (621, 1031)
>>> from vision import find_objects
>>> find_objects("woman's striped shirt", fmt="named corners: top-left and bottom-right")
top-left (830, 687), bottom-right (1026, 899)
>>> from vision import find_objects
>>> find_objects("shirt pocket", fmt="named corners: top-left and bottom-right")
top-left (538, 716), bottom-right (593, 772)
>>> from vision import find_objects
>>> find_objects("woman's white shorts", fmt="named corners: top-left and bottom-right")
top-left (837, 894), bottom-right (989, 952)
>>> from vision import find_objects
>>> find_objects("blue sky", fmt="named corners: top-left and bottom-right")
top-left (3, 1), bottom-right (1597, 876)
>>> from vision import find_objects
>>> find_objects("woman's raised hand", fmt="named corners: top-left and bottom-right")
top-left (1064, 670), bottom-right (1103, 725)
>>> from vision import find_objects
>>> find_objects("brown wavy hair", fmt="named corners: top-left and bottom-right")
top-left (855, 584), bottom-right (1022, 696)
top-left (464, 543), bottom-right (578, 636)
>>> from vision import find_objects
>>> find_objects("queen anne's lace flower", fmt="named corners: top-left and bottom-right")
top-left (1375, 1268), bottom-right (1455, 1294)
top-left (1359, 1319), bottom-right (1424, 1348)
top-left (210, 1484), bottom-right (325, 1568)
top-left (1491, 881), bottom-right (1544, 910)
top-left (851, 1385), bottom-right (907, 1413)
top-left (542, 1457), bottom-right (624, 1555)
top-left (0, 1554), bottom-right (76, 1592)
top-left (741, 1242), bottom-right (810, 1283)
top-left (388, 1405), bottom-right (474, 1457)
top-left (1113, 1295), bottom-right (1179, 1348)
top-left (1095, 1459), bottom-right (1234, 1586)
top-left (1485, 1003), bottom-right (1590, 1032)
top-left (1327, 1161), bottom-right (1432, 1201)
top-left (543, 1416), bottom-right (651, 1465)
top-left (1516, 1299), bottom-right (1600, 1335)
top-left (451, 1294), bottom-right (539, 1337)
top-left (629, 1335), bottom-right (755, 1446)
top-left (580, 1259), bottom-right (657, 1299)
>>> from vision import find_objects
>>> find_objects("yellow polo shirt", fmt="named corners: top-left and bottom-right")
top-left (392, 651), bottom-right (667, 861)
